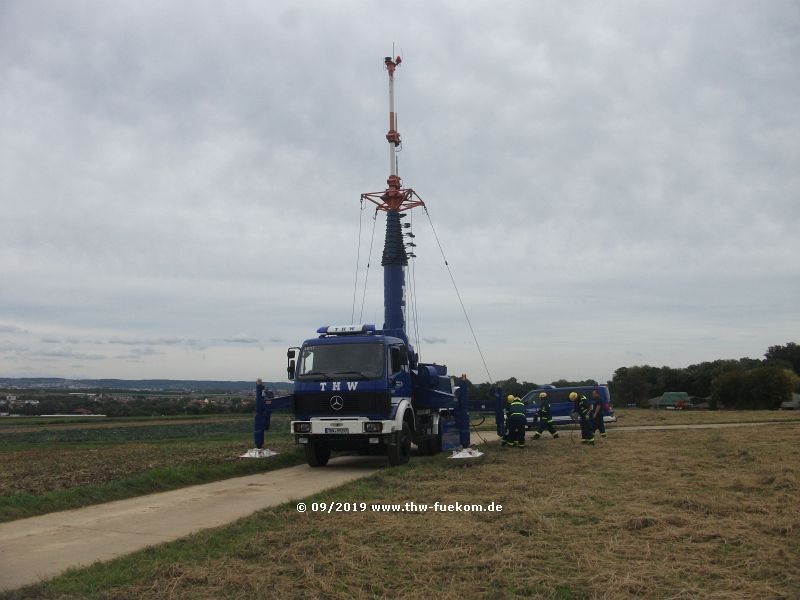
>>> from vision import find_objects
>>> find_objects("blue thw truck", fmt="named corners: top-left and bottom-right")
top-left (280, 56), bottom-right (470, 467)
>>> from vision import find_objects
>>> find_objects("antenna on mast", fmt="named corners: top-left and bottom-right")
top-left (363, 54), bottom-right (423, 213)
top-left (360, 53), bottom-right (425, 337)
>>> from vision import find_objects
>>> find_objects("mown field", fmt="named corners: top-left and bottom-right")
top-left (6, 421), bottom-right (799, 600)
top-left (610, 408), bottom-right (800, 427)
top-left (471, 407), bottom-right (800, 432)
top-left (0, 415), bottom-right (301, 522)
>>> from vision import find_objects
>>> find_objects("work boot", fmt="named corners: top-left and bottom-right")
top-left (580, 438), bottom-right (587, 444)
top-left (601, 432), bottom-right (607, 438)
top-left (533, 432), bottom-right (541, 440)
top-left (588, 437), bottom-right (595, 445)
top-left (552, 432), bottom-right (560, 439)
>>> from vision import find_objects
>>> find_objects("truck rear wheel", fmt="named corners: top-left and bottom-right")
top-left (388, 421), bottom-right (411, 466)
top-left (304, 441), bottom-right (331, 467)
top-left (427, 431), bottom-right (442, 455)
top-left (417, 425), bottom-right (442, 456)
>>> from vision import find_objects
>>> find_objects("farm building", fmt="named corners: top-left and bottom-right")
top-left (652, 392), bottom-right (690, 409)
top-left (780, 393), bottom-right (800, 410)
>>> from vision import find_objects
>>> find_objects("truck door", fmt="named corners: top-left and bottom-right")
top-left (389, 345), bottom-right (411, 396)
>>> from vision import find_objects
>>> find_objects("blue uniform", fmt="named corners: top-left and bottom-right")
top-left (591, 391), bottom-right (606, 437)
top-left (533, 401), bottom-right (559, 439)
top-left (503, 400), bottom-right (527, 447)
top-left (574, 394), bottom-right (594, 444)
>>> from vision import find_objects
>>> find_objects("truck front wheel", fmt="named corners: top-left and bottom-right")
top-left (304, 441), bottom-right (331, 467)
top-left (388, 421), bottom-right (411, 466)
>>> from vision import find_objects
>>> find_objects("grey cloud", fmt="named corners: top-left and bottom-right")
top-left (114, 346), bottom-right (162, 359)
top-left (0, 1), bottom-right (797, 381)
top-left (218, 334), bottom-right (259, 344)
top-left (0, 325), bottom-right (25, 333)
top-left (108, 337), bottom-right (201, 347)
top-left (31, 349), bottom-right (106, 361)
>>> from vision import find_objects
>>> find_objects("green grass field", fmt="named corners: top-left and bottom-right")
top-left (5, 421), bottom-right (799, 599)
top-left (0, 415), bottom-right (302, 522)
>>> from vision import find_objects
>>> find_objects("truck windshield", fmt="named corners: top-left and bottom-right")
top-left (297, 343), bottom-right (385, 380)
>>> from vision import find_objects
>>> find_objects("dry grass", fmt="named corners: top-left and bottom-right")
top-left (0, 440), bottom-right (295, 496)
top-left (610, 409), bottom-right (800, 427)
top-left (0, 417), bottom-right (292, 496)
top-left (0, 415), bottom-right (249, 434)
top-left (15, 423), bottom-right (800, 600)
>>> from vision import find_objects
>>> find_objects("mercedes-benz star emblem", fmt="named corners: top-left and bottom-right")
top-left (330, 396), bottom-right (344, 411)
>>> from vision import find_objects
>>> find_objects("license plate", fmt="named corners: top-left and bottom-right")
top-left (325, 427), bottom-right (349, 434)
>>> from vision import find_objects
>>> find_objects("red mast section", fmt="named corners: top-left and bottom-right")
top-left (361, 56), bottom-right (425, 212)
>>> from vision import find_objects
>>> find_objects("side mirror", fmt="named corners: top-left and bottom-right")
top-left (287, 349), bottom-right (296, 359)
top-left (287, 359), bottom-right (296, 381)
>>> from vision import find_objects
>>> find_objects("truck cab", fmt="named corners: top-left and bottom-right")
top-left (288, 325), bottom-right (414, 466)
top-left (287, 324), bottom-right (468, 467)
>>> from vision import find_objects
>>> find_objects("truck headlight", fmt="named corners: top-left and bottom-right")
top-left (364, 422), bottom-right (383, 433)
top-left (294, 422), bottom-right (311, 433)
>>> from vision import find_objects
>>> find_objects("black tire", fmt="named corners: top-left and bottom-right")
top-left (419, 436), bottom-right (442, 456)
top-left (388, 420), bottom-right (412, 466)
top-left (426, 433), bottom-right (442, 455)
top-left (423, 421), bottom-right (442, 455)
top-left (417, 438), bottom-right (435, 456)
top-left (304, 441), bottom-right (331, 467)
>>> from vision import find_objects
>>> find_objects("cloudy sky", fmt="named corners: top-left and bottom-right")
top-left (1, 1), bottom-right (798, 384)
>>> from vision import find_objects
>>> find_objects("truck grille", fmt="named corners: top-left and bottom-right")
top-left (293, 392), bottom-right (391, 416)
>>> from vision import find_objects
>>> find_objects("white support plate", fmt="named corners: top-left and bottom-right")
top-left (239, 448), bottom-right (280, 458)
top-left (448, 447), bottom-right (484, 459)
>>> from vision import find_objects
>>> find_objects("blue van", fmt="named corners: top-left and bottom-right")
top-left (520, 385), bottom-right (616, 430)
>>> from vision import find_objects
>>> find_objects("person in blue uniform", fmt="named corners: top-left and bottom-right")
top-left (502, 394), bottom-right (527, 447)
top-left (532, 391), bottom-right (559, 440)
top-left (591, 387), bottom-right (607, 438)
top-left (569, 391), bottom-right (594, 445)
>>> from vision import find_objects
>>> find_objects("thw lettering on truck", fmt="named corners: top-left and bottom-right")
top-left (319, 382), bottom-right (360, 391)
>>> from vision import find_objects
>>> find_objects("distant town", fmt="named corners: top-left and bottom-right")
top-left (0, 378), bottom-right (291, 417)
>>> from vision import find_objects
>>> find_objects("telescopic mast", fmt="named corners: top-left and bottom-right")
top-left (361, 56), bottom-right (424, 339)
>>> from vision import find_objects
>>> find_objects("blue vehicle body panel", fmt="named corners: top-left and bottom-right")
top-left (292, 334), bottom-right (458, 414)
top-left (520, 385), bottom-right (615, 428)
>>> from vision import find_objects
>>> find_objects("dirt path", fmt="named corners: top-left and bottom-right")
top-left (0, 423), bottom-right (793, 592)
top-left (0, 455), bottom-right (386, 592)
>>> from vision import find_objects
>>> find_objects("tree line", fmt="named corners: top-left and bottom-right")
top-left (608, 342), bottom-right (798, 409)
top-left (465, 342), bottom-right (799, 410)
top-left (3, 343), bottom-right (797, 415)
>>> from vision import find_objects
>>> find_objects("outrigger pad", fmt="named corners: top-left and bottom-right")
top-left (239, 448), bottom-right (280, 458)
top-left (448, 447), bottom-right (484, 459)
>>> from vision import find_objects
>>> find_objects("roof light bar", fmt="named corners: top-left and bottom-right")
top-left (316, 324), bottom-right (377, 335)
